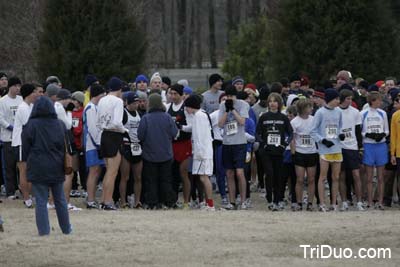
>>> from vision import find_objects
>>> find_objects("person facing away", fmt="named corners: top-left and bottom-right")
top-left (22, 96), bottom-right (72, 236)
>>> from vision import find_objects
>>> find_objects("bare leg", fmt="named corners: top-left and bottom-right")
top-left (86, 166), bottom-right (101, 202)
top-left (102, 153), bottom-right (122, 204)
top-left (133, 161), bottom-right (143, 206)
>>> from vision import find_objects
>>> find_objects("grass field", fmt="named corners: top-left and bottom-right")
top-left (0, 196), bottom-right (399, 267)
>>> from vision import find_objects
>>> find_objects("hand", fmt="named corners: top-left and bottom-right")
top-left (253, 142), bottom-right (260, 151)
top-left (321, 139), bottom-right (334, 148)
top-left (338, 133), bottom-right (345, 141)
top-left (375, 133), bottom-right (386, 142)
top-left (225, 99), bottom-right (234, 112)
top-left (391, 155), bottom-right (397, 165)
top-left (97, 148), bottom-right (103, 159)
top-left (65, 102), bottom-right (75, 112)
top-left (365, 132), bottom-right (377, 140)
top-left (6, 125), bottom-right (13, 131)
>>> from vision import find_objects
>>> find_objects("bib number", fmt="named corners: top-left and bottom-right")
top-left (299, 135), bottom-right (312, 148)
top-left (367, 124), bottom-right (382, 134)
top-left (267, 134), bottom-right (281, 146)
top-left (130, 143), bottom-right (142, 156)
top-left (226, 121), bottom-right (238, 135)
top-left (325, 125), bottom-right (338, 139)
top-left (72, 118), bottom-right (80, 128)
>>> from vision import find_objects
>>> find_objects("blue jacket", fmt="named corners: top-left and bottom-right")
top-left (138, 109), bottom-right (178, 162)
top-left (22, 97), bottom-right (66, 184)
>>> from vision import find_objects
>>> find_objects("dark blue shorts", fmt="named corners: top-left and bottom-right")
top-left (222, 144), bottom-right (247, 170)
top-left (341, 149), bottom-right (361, 170)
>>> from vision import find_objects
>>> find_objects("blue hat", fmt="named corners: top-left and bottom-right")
top-left (123, 91), bottom-right (139, 105)
top-left (367, 84), bottom-right (379, 92)
top-left (324, 88), bottom-right (339, 103)
top-left (183, 86), bottom-right (193, 95)
top-left (232, 76), bottom-right (244, 85)
top-left (108, 77), bottom-right (123, 91)
top-left (84, 74), bottom-right (98, 88)
top-left (135, 74), bottom-right (149, 86)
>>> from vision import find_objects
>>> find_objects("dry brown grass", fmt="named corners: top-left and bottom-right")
top-left (0, 197), bottom-right (399, 267)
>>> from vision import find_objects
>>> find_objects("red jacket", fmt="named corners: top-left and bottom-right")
top-left (72, 107), bottom-right (84, 150)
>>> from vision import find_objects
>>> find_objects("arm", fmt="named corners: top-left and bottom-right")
top-left (285, 116), bottom-right (293, 145)
top-left (113, 100), bottom-right (128, 133)
top-left (245, 118), bottom-right (256, 143)
top-left (55, 103), bottom-right (72, 130)
top-left (21, 122), bottom-right (33, 161)
top-left (310, 110), bottom-right (323, 143)
top-left (355, 124), bottom-right (363, 149)
top-left (86, 107), bottom-right (101, 146)
top-left (0, 101), bottom-right (11, 129)
top-left (137, 116), bottom-right (147, 142)
top-left (169, 116), bottom-right (179, 139)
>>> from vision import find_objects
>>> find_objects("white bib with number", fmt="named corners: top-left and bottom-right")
top-left (226, 121), bottom-right (238, 135)
top-left (130, 142), bottom-right (142, 156)
top-left (299, 134), bottom-right (312, 148)
top-left (72, 118), bottom-right (80, 128)
top-left (367, 124), bottom-right (382, 134)
top-left (341, 128), bottom-right (356, 146)
top-left (325, 124), bottom-right (338, 139)
top-left (267, 134), bottom-right (281, 146)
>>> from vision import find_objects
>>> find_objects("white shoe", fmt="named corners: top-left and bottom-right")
top-left (24, 199), bottom-right (33, 208)
top-left (330, 205), bottom-right (338, 212)
top-left (278, 201), bottom-right (285, 210)
top-left (356, 202), bottom-right (365, 211)
top-left (235, 196), bottom-right (241, 206)
top-left (47, 203), bottom-right (55, 209)
top-left (68, 203), bottom-right (82, 211)
top-left (340, 201), bottom-right (349, 211)
top-left (240, 202), bottom-right (248, 210)
top-left (319, 204), bottom-right (327, 212)
top-left (199, 201), bottom-right (206, 209)
top-left (272, 203), bottom-right (279, 211)
top-left (245, 198), bottom-right (252, 208)
top-left (201, 205), bottom-right (215, 211)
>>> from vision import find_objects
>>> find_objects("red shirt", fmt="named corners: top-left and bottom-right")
top-left (72, 107), bottom-right (84, 150)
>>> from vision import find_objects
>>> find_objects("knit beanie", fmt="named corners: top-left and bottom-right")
top-left (184, 95), bottom-right (202, 109)
top-left (150, 72), bottom-right (162, 84)
top-left (46, 75), bottom-right (61, 85)
top-left (367, 84), bottom-right (379, 92)
top-left (258, 86), bottom-right (270, 101)
top-left (46, 84), bottom-right (61, 97)
top-left (135, 74), bottom-right (149, 86)
top-left (148, 93), bottom-right (164, 111)
top-left (84, 74), bottom-right (98, 88)
top-left (183, 86), bottom-right (193, 95)
top-left (123, 91), bottom-right (139, 105)
top-left (137, 90), bottom-right (148, 100)
top-left (358, 80), bottom-right (369, 90)
top-left (0, 72), bottom-right (7, 79)
top-left (20, 83), bottom-right (35, 99)
top-left (209, 73), bottom-right (223, 87)
top-left (324, 88), bottom-right (339, 103)
top-left (389, 88), bottom-right (400, 101)
top-left (8, 77), bottom-right (21, 88)
top-left (108, 77), bottom-right (123, 91)
top-left (57, 88), bottom-right (72, 100)
top-left (232, 76), bottom-right (244, 85)
top-left (90, 84), bottom-right (105, 98)
top-left (177, 79), bottom-right (189, 87)
top-left (290, 74), bottom-right (301, 83)
top-left (170, 84), bottom-right (184, 96)
top-left (162, 76), bottom-right (171, 87)
top-left (72, 91), bottom-right (85, 104)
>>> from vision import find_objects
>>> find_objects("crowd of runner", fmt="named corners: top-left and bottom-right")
top-left (0, 69), bottom-right (400, 216)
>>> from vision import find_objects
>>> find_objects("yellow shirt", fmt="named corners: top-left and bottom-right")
top-left (390, 110), bottom-right (400, 156)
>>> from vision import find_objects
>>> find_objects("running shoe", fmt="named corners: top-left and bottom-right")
top-left (134, 202), bottom-right (143, 209)
top-left (240, 202), bottom-right (248, 210)
top-left (68, 203), bottom-right (82, 211)
top-left (267, 202), bottom-right (273, 210)
top-left (47, 203), bottom-right (55, 209)
top-left (319, 204), bottom-right (327, 212)
top-left (245, 198), bottom-right (252, 208)
top-left (278, 201), bottom-right (285, 211)
top-left (221, 197), bottom-right (229, 207)
top-left (272, 203), bottom-right (279, 211)
top-left (81, 190), bottom-right (88, 198)
top-left (356, 202), bottom-right (365, 211)
top-left (329, 205), bottom-right (338, 212)
top-left (102, 203), bottom-right (117, 211)
top-left (340, 201), bottom-right (349, 212)
top-left (221, 203), bottom-right (235, 210)
top-left (23, 199), bottom-right (34, 209)
top-left (375, 203), bottom-right (385, 211)
top-left (86, 201), bottom-right (99, 209)
top-left (201, 205), bottom-right (216, 211)
top-left (306, 203), bottom-right (314, 211)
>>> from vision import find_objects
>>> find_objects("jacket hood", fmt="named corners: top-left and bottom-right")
top-left (286, 94), bottom-right (299, 107)
top-left (30, 96), bottom-right (57, 119)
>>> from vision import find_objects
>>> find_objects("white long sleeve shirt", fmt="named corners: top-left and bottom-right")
top-left (54, 101), bottom-right (72, 130)
top-left (0, 95), bottom-right (23, 142)
top-left (360, 107), bottom-right (389, 144)
top-left (191, 109), bottom-right (213, 160)
top-left (83, 101), bottom-right (102, 150)
top-left (12, 101), bottom-right (32, 147)
top-left (97, 94), bottom-right (127, 133)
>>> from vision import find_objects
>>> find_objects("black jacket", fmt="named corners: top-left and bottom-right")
top-left (256, 111), bottom-right (293, 156)
top-left (22, 96), bottom-right (66, 184)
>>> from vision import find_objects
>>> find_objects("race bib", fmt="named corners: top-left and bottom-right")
top-left (72, 118), bottom-right (80, 128)
top-left (267, 134), bottom-right (281, 146)
top-left (341, 128), bottom-right (356, 146)
top-left (226, 121), bottom-right (238, 135)
top-left (299, 134), bottom-right (312, 148)
top-left (130, 142), bottom-right (142, 156)
top-left (325, 124), bottom-right (338, 139)
top-left (367, 124), bottom-right (382, 134)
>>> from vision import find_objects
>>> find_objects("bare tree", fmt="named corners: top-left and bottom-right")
top-left (208, 0), bottom-right (217, 68)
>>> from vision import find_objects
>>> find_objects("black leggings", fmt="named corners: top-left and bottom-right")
top-left (261, 152), bottom-right (283, 204)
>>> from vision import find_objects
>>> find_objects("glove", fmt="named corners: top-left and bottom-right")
top-left (6, 125), bottom-right (13, 131)
top-left (365, 132), bottom-right (377, 140)
top-left (66, 102), bottom-right (75, 112)
top-left (225, 99), bottom-right (234, 112)
top-left (375, 133), bottom-right (386, 142)
top-left (321, 139), bottom-right (334, 148)
top-left (338, 133), bottom-right (345, 141)
top-left (97, 147), bottom-right (103, 159)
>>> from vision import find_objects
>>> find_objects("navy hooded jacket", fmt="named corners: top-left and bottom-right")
top-left (22, 96), bottom-right (66, 184)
